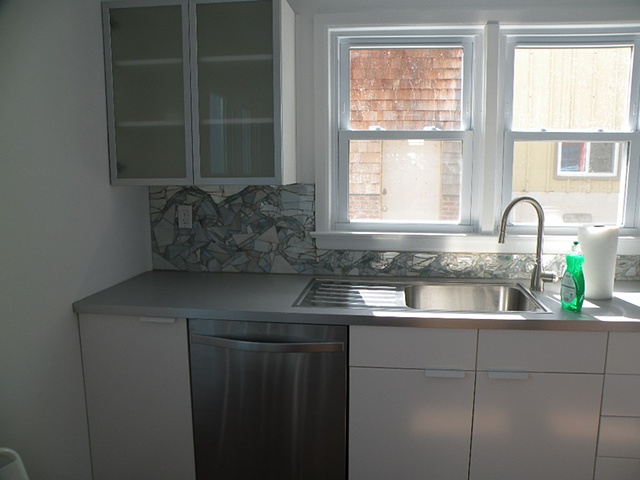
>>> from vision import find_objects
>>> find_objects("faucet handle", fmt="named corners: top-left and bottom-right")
top-left (541, 271), bottom-right (559, 284)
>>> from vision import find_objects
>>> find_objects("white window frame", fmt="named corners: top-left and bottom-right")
top-left (313, 19), bottom-right (640, 254)
top-left (500, 27), bottom-right (640, 236)
top-left (335, 35), bottom-right (476, 233)
top-left (314, 24), bottom-right (486, 251)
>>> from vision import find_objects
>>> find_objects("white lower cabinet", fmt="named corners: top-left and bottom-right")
top-left (349, 326), bottom-right (477, 480)
top-left (595, 332), bottom-right (640, 479)
top-left (349, 327), bottom-right (608, 480)
top-left (470, 330), bottom-right (607, 480)
top-left (595, 457), bottom-right (640, 479)
top-left (78, 316), bottom-right (617, 480)
top-left (350, 367), bottom-right (475, 480)
top-left (470, 371), bottom-right (603, 480)
top-left (78, 314), bottom-right (196, 480)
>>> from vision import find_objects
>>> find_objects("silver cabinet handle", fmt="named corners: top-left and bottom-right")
top-left (487, 371), bottom-right (530, 380)
top-left (191, 334), bottom-right (344, 353)
top-left (139, 316), bottom-right (176, 324)
top-left (424, 369), bottom-right (467, 379)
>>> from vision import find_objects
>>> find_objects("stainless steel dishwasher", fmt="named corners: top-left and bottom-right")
top-left (189, 319), bottom-right (348, 480)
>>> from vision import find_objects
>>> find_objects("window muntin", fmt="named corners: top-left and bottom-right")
top-left (504, 37), bottom-right (640, 230)
top-left (336, 35), bottom-right (475, 230)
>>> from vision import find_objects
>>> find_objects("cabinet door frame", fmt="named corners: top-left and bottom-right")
top-left (470, 370), bottom-right (604, 480)
top-left (349, 326), bottom-right (478, 480)
top-left (349, 366), bottom-right (476, 480)
top-left (102, 0), bottom-right (194, 185)
top-left (190, 0), bottom-right (293, 185)
top-left (79, 314), bottom-right (196, 480)
top-left (471, 330), bottom-right (606, 480)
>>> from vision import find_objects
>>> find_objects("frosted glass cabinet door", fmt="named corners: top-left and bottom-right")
top-left (192, 0), bottom-right (276, 182)
top-left (104, 2), bottom-right (192, 184)
top-left (103, 0), bottom-right (295, 185)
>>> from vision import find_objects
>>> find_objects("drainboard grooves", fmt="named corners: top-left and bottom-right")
top-left (295, 279), bottom-right (405, 309)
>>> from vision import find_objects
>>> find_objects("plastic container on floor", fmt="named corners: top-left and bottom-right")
top-left (0, 449), bottom-right (29, 480)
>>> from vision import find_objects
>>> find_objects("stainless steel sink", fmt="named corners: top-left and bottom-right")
top-left (294, 278), bottom-right (550, 313)
top-left (404, 283), bottom-right (544, 312)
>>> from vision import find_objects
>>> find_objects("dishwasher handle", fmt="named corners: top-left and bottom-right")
top-left (191, 334), bottom-right (345, 353)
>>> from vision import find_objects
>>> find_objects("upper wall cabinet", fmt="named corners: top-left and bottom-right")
top-left (102, 0), bottom-right (296, 186)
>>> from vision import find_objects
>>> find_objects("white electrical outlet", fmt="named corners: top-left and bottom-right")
top-left (177, 205), bottom-right (192, 229)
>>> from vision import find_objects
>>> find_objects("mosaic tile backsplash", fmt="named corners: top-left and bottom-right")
top-left (150, 185), bottom-right (640, 280)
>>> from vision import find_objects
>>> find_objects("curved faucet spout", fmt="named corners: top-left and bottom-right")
top-left (498, 196), bottom-right (547, 292)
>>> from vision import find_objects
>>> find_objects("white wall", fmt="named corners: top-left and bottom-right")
top-left (1, 0), bottom-right (640, 478)
top-left (0, 0), bottom-right (152, 478)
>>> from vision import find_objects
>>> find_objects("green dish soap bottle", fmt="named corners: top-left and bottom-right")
top-left (561, 241), bottom-right (585, 312)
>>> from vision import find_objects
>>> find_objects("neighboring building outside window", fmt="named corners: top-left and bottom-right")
top-left (347, 47), bottom-right (465, 223)
top-left (505, 40), bottom-right (640, 227)
top-left (557, 142), bottom-right (619, 178)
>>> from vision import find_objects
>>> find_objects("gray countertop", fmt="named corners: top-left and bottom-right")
top-left (73, 271), bottom-right (640, 331)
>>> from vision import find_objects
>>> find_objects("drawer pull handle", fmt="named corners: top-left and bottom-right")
top-left (139, 317), bottom-right (176, 324)
top-left (488, 371), bottom-right (529, 380)
top-left (424, 369), bottom-right (466, 379)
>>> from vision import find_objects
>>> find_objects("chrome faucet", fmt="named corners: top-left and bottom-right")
top-left (498, 196), bottom-right (556, 292)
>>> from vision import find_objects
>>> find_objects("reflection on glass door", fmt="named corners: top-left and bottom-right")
top-left (195, 0), bottom-right (275, 180)
top-left (107, 4), bottom-right (190, 181)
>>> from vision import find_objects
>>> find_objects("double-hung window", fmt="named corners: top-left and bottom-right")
top-left (329, 29), bottom-right (479, 235)
top-left (315, 23), bottom-right (640, 252)
top-left (502, 30), bottom-right (640, 230)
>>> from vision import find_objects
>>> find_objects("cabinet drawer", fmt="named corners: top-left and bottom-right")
top-left (598, 417), bottom-right (640, 459)
top-left (595, 457), bottom-right (640, 480)
top-left (607, 332), bottom-right (640, 374)
top-left (349, 326), bottom-right (477, 369)
top-left (602, 375), bottom-right (640, 416)
top-left (477, 330), bottom-right (606, 373)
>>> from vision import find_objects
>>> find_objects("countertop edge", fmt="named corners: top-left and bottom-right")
top-left (72, 271), bottom-right (640, 332)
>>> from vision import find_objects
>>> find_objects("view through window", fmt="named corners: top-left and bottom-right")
top-left (346, 47), bottom-right (466, 224)
top-left (508, 45), bottom-right (633, 226)
top-left (328, 27), bottom-right (640, 242)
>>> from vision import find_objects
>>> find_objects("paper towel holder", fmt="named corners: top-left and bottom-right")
top-left (578, 224), bottom-right (619, 300)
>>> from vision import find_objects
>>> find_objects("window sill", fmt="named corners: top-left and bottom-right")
top-left (312, 230), bottom-right (640, 255)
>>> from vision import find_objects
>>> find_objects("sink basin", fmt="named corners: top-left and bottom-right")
top-left (294, 278), bottom-right (550, 313)
top-left (404, 283), bottom-right (545, 312)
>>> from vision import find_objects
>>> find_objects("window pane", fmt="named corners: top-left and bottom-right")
top-left (512, 46), bottom-right (633, 131)
top-left (348, 139), bottom-right (462, 222)
top-left (558, 142), bottom-right (618, 177)
top-left (350, 48), bottom-right (463, 131)
top-left (559, 142), bottom-right (585, 173)
top-left (589, 143), bottom-right (617, 173)
top-left (512, 141), bottom-right (627, 226)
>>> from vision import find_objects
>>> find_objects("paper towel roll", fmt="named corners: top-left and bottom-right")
top-left (577, 225), bottom-right (619, 300)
